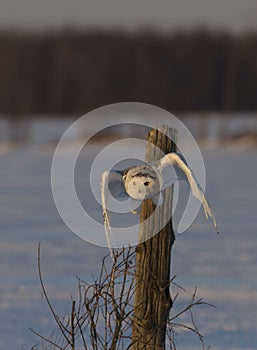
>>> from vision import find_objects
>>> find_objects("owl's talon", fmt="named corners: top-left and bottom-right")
top-left (131, 209), bottom-right (139, 214)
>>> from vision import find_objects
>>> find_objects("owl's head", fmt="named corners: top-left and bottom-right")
top-left (123, 165), bottom-right (161, 200)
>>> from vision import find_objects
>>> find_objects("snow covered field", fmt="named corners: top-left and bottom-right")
top-left (1, 136), bottom-right (257, 349)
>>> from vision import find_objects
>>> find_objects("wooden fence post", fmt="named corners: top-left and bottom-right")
top-left (132, 125), bottom-right (177, 350)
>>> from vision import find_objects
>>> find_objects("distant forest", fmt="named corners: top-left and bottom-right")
top-left (0, 29), bottom-right (257, 118)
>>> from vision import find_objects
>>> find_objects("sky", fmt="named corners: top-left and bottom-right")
top-left (0, 0), bottom-right (257, 33)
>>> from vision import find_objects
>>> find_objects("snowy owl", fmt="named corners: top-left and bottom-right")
top-left (101, 152), bottom-right (219, 260)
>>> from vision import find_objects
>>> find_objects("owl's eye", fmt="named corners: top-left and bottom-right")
top-left (144, 181), bottom-right (150, 186)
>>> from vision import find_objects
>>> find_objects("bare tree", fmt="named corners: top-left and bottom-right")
top-left (31, 244), bottom-right (213, 350)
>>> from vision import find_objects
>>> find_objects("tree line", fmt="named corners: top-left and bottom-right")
top-left (0, 29), bottom-right (257, 118)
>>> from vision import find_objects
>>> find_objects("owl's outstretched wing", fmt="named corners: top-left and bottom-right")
top-left (100, 170), bottom-right (129, 261)
top-left (158, 153), bottom-right (219, 234)
top-left (100, 170), bottom-right (114, 260)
